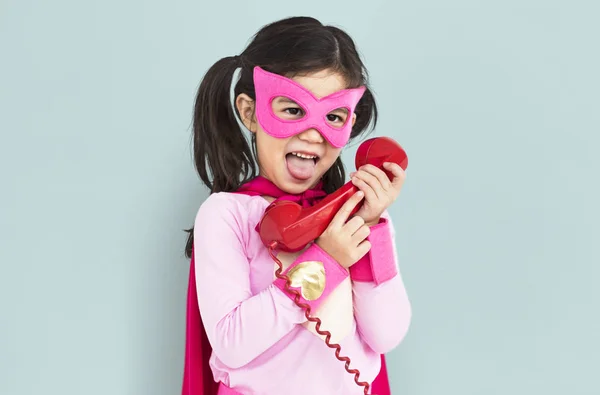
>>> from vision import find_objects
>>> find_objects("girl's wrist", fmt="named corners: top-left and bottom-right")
top-left (365, 217), bottom-right (380, 227)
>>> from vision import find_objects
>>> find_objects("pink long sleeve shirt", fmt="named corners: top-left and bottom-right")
top-left (193, 192), bottom-right (411, 395)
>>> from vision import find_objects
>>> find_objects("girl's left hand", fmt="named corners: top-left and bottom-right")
top-left (349, 162), bottom-right (406, 226)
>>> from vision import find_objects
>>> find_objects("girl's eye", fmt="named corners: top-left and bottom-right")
top-left (285, 107), bottom-right (304, 116)
top-left (327, 114), bottom-right (344, 123)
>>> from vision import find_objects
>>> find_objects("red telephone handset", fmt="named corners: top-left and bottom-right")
top-left (258, 136), bottom-right (408, 252)
top-left (258, 137), bottom-right (408, 395)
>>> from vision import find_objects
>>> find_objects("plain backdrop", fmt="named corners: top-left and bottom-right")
top-left (1, 0), bottom-right (599, 394)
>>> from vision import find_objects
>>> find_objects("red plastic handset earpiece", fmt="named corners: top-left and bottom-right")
top-left (258, 137), bottom-right (408, 252)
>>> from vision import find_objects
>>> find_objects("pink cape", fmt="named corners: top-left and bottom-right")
top-left (182, 177), bottom-right (392, 394)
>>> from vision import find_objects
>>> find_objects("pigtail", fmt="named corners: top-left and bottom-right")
top-left (322, 157), bottom-right (345, 194)
top-left (192, 56), bottom-right (257, 193)
top-left (185, 56), bottom-right (257, 258)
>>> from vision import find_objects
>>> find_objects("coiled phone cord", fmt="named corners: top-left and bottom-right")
top-left (268, 242), bottom-right (372, 395)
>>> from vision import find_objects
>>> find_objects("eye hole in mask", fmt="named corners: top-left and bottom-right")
top-left (270, 96), bottom-right (351, 130)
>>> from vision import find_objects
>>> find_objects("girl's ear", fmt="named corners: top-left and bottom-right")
top-left (235, 93), bottom-right (257, 133)
top-left (351, 112), bottom-right (357, 127)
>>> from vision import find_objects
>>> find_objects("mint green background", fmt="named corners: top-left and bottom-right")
top-left (1, 1), bottom-right (598, 394)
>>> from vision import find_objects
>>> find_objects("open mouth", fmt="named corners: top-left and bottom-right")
top-left (286, 151), bottom-right (320, 163)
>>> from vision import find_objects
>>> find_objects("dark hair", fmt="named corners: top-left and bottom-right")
top-left (185, 16), bottom-right (378, 258)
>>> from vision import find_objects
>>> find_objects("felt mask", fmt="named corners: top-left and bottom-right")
top-left (253, 66), bottom-right (366, 148)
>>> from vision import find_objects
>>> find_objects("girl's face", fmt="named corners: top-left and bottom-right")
top-left (236, 68), bottom-right (355, 195)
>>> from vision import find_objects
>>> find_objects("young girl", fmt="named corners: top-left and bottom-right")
top-left (182, 16), bottom-right (412, 395)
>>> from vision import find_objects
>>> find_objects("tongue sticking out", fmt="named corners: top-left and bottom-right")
top-left (286, 154), bottom-right (316, 181)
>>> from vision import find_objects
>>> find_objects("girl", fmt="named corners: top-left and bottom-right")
top-left (182, 16), bottom-right (412, 395)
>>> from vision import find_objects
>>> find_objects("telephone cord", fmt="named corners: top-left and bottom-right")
top-left (268, 242), bottom-right (372, 395)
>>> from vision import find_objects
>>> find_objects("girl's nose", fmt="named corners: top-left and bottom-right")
top-left (297, 128), bottom-right (324, 144)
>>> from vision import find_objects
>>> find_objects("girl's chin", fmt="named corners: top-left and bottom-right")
top-left (277, 173), bottom-right (319, 194)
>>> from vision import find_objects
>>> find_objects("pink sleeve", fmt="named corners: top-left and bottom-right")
top-left (273, 243), bottom-right (349, 311)
top-left (193, 194), bottom-right (307, 369)
top-left (350, 211), bottom-right (412, 354)
top-left (349, 216), bottom-right (398, 284)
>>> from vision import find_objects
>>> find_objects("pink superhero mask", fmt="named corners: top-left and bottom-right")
top-left (253, 66), bottom-right (367, 148)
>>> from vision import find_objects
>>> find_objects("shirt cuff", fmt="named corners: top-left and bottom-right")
top-left (273, 243), bottom-right (349, 311)
top-left (349, 217), bottom-right (399, 285)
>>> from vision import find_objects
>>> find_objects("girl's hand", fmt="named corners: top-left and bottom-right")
top-left (316, 191), bottom-right (371, 269)
top-left (349, 162), bottom-right (406, 226)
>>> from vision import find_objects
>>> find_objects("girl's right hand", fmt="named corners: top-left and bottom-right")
top-left (315, 191), bottom-right (371, 269)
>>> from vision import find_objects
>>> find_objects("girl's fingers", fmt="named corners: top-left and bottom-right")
top-left (383, 162), bottom-right (406, 190)
top-left (359, 164), bottom-right (393, 191)
top-left (352, 169), bottom-right (384, 200)
top-left (329, 191), bottom-right (364, 229)
top-left (351, 175), bottom-right (378, 202)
